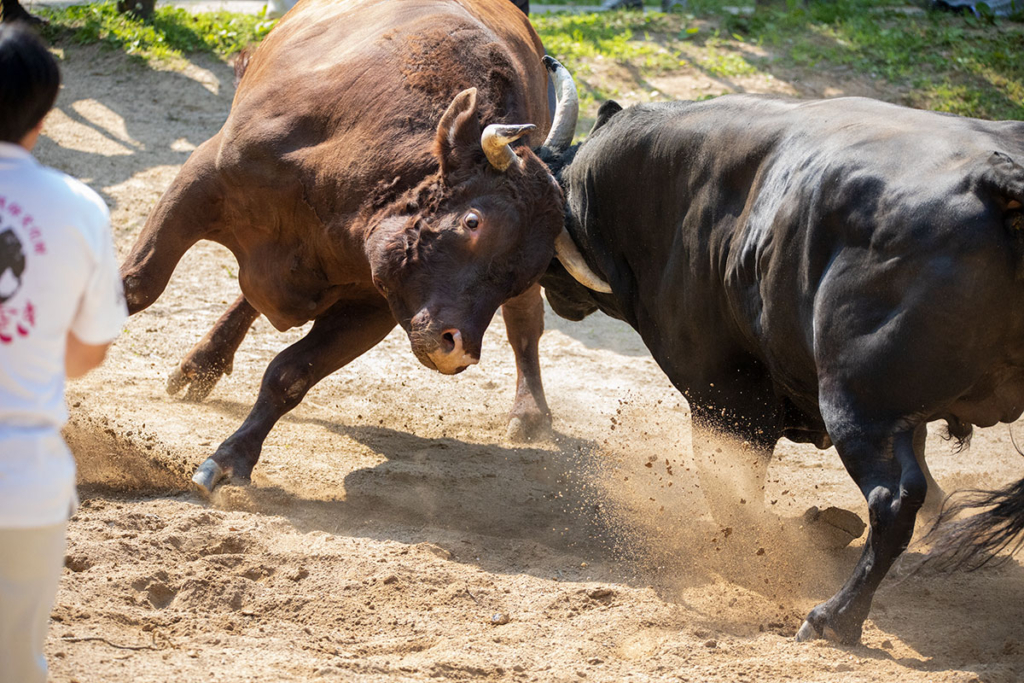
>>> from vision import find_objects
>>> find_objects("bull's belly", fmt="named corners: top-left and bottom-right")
top-left (945, 374), bottom-right (1024, 429)
top-left (238, 270), bottom-right (381, 331)
top-left (778, 392), bottom-right (831, 448)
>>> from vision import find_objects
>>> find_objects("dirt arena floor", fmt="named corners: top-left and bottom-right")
top-left (34, 41), bottom-right (1024, 683)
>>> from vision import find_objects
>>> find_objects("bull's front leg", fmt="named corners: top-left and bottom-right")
top-left (166, 294), bottom-right (260, 402)
top-left (796, 424), bottom-right (927, 644)
top-left (121, 136), bottom-right (224, 315)
top-left (689, 405), bottom-right (775, 531)
top-left (679, 366), bottom-right (781, 530)
top-left (913, 423), bottom-right (947, 523)
top-left (501, 283), bottom-right (552, 442)
top-left (191, 300), bottom-right (396, 495)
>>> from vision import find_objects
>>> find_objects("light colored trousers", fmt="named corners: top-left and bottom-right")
top-left (0, 523), bottom-right (67, 683)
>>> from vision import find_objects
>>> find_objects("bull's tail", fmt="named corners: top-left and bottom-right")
top-left (923, 477), bottom-right (1024, 571)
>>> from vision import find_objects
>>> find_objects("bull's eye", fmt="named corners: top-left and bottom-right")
top-left (373, 278), bottom-right (389, 298)
top-left (463, 211), bottom-right (481, 230)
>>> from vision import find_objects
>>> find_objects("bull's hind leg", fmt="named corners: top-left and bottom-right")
top-left (167, 293), bottom-right (260, 402)
top-left (191, 300), bottom-right (396, 495)
top-left (120, 136), bottom-right (225, 315)
top-left (502, 283), bottom-right (552, 441)
top-left (796, 423), bottom-right (927, 644)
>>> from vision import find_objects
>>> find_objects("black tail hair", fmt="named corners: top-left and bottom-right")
top-left (923, 477), bottom-right (1024, 571)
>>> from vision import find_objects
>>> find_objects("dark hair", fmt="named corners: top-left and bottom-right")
top-left (0, 23), bottom-right (60, 143)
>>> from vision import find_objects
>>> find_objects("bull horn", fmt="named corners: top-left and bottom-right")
top-left (555, 228), bottom-right (612, 293)
top-left (542, 55), bottom-right (579, 151)
top-left (481, 123), bottom-right (535, 172)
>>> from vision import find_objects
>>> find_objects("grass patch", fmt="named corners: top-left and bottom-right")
top-left (40, 1), bottom-right (276, 62)
top-left (534, 12), bottom-right (722, 125)
top-left (722, 0), bottom-right (1024, 119)
top-left (38, 0), bottom-right (1023, 121)
top-left (533, 0), bottom-right (674, 5)
top-left (537, 0), bottom-right (1022, 126)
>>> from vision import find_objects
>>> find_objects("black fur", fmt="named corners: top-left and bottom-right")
top-left (924, 477), bottom-right (1024, 571)
top-left (537, 93), bottom-right (1024, 643)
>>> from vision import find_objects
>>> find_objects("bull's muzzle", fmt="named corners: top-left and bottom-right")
top-left (426, 328), bottom-right (479, 375)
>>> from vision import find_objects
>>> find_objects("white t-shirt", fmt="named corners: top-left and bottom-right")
top-left (0, 141), bottom-right (127, 528)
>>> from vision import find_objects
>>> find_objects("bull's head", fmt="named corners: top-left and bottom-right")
top-left (366, 59), bottom-right (605, 375)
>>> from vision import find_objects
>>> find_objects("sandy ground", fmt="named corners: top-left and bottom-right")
top-left (29, 38), bottom-right (1024, 683)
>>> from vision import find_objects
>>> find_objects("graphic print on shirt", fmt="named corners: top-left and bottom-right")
top-left (0, 229), bottom-right (26, 303)
top-left (0, 197), bottom-right (44, 345)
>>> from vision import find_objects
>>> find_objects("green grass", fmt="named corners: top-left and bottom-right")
top-left (535, 1), bottom-right (1023, 122)
top-left (40, 1), bottom-right (276, 62)
top-left (721, 0), bottom-right (1024, 119)
top-left (532, 0), bottom-right (670, 5)
top-left (38, 0), bottom-right (1024, 121)
top-left (533, 12), bottom-right (685, 113)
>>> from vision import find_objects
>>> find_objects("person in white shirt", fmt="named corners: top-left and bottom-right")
top-left (0, 23), bottom-right (128, 683)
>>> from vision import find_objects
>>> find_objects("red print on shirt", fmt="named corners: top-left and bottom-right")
top-left (0, 300), bottom-right (35, 344)
top-left (0, 195), bottom-right (45, 344)
top-left (0, 195), bottom-right (46, 255)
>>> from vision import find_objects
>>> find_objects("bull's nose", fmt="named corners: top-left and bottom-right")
top-left (427, 328), bottom-right (479, 375)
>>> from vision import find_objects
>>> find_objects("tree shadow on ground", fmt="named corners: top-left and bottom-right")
top-left (254, 407), bottom-right (1024, 678)
top-left (33, 41), bottom-right (235, 226)
top-left (71, 382), bottom-right (1024, 679)
top-left (554, 4), bottom-right (1023, 135)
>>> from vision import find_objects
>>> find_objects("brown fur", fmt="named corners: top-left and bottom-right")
top-left (120, 0), bottom-right (565, 489)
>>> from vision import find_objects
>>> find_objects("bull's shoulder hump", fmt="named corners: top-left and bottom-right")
top-left (226, 0), bottom-right (536, 153)
top-left (235, 0), bottom-right (529, 100)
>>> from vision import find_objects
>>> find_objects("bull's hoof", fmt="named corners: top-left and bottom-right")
top-left (167, 363), bottom-right (225, 402)
top-left (191, 458), bottom-right (228, 496)
top-left (795, 605), bottom-right (863, 645)
top-left (794, 620), bottom-right (820, 642)
top-left (801, 505), bottom-right (866, 550)
top-left (795, 618), bottom-right (859, 645)
top-left (506, 413), bottom-right (553, 443)
top-left (167, 367), bottom-right (191, 395)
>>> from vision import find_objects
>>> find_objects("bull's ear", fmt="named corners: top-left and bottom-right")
top-left (984, 151), bottom-right (1024, 211)
top-left (433, 88), bottom-right (483, 181)
top-left (589, 100), bottom-right (622, 136)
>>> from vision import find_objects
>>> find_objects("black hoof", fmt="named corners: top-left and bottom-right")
top-left (192, 458), bottom-right (227, 496)
top-left (795, 608), bottom-right (862, 645)
top-left (794, 622), bottom-right (819, 643)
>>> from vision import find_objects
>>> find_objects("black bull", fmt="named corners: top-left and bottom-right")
top-left (538, 94), bottom-right (1024, 644)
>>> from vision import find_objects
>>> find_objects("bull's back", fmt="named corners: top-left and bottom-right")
top-left (570, 94), bottom-right (1024, 413)
top-left (219, 0), bottom-right (548, 193)
top-left (743, 99), bottom-right (1024, 390)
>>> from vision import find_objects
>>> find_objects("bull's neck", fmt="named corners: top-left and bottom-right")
top-left (539, 149), bottom-right (631, 325)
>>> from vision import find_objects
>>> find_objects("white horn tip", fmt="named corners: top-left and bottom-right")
top-left (554, 229), bottom-right (613, 294)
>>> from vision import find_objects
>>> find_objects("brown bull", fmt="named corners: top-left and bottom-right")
top-left (120, 0), bottom-right (603, 494)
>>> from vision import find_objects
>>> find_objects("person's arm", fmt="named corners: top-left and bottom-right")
top-left (67, 197), bottom-right (127, 378)
top-left (65, 331), bottom-right (111, 378)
